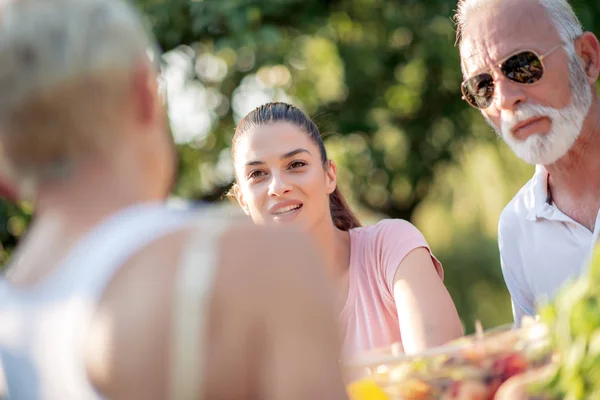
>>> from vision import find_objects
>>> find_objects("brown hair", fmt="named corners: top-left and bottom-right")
top-left (231, 102), bottom-right (361, 231)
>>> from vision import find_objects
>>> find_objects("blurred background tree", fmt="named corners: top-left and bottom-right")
top-left (1, 0), bottom-right (599, 333)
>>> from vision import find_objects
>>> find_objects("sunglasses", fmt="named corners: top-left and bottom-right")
top-left (461, 44), bottom-right (563, 109)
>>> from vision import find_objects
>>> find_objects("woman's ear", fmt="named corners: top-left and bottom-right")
top-left (233, 184), bottom-right (251, 216)
top-left (325, 160), bottom-right (337, 195)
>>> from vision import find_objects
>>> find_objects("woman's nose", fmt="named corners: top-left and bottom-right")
top-left (267, 173), bottom-right (292, 196)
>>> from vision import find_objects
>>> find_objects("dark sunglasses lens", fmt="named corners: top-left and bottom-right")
top-left (462, 73), bottom-right (495, 109)
top-left (501, 51), bottom-right (544, 84)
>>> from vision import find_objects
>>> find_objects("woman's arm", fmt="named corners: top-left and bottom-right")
top-left (392, 247), bottom-right (464, 354)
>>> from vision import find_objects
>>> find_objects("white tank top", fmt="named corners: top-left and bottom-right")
top-left (0, 202), bottom-right (224, 400)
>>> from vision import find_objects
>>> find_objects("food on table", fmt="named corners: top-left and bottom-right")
top-left (347, 378), bottom-right (389, 400)
top-left (344, 322), bottom-right (552, 399)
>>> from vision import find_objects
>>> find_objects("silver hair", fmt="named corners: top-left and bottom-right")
top-left (454, 0), bottom-right (584, 75)
top-left (0, 0), bottom-right (160, 189)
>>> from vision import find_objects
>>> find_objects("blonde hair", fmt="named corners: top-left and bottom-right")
top-left (0, 0), bottom-right (160, 188)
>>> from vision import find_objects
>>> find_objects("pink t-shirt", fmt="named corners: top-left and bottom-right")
top-left (338, 219), bottom-right (443, 359)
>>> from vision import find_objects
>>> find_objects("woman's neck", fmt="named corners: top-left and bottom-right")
top-left (310, 217), bottom-right (351, 279)
top-left (309, 216), bottom-right (352, 318)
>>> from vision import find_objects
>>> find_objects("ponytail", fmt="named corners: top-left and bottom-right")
top-left (329, 186), bottom-right (361, 231)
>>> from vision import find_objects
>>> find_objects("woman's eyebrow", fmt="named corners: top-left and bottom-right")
top-left (245, 148), bottom-right (311, 166)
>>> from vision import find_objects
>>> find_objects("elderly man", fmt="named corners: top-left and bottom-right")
top-left (454, 0), bottom-right (600, 323)
top-left (0, 0), bottom-right (347, 399)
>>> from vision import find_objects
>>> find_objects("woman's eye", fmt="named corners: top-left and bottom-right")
top-left (248, 170), bottom-right (266, 180)
top-left (289, 161), bottom-right (307, 169)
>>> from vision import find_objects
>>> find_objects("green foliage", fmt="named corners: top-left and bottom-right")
top-left (141, 0), bottom-right (472, 220)
top-left (0, 200), bottom-right (32, 266)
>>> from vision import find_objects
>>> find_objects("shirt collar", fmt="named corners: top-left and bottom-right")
top-left (527, 165), bottom-right (581, 224)
top-left (526, 165), bottom-right (550, 221)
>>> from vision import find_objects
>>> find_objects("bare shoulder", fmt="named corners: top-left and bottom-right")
top-left (85, 218), bottom-right (343, 400)
top-left (212, 223), bottom-right (347, 400)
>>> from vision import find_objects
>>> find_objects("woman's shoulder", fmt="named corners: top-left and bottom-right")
top-left (356, 219), bottom-right (443, 285)
top-left (353, 218), bottom-right (425, 242)
top-left (349, 218), bottom-right (442, 295)
top-left (350, 218), bottom-right (432, 266)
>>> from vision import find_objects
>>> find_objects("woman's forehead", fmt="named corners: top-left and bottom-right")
top-left (235, 122), bottom-right (318, 161)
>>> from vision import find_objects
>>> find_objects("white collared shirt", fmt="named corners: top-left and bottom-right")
top-left (498, 165), bottom-right (600, 323)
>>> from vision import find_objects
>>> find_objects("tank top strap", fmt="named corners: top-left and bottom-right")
top-left (169, 211), bottom-right (231, 400)
top-left (51, 203), bottom-right (192, 299)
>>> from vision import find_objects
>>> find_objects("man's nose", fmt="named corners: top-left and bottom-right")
top-left (493, 74), bottom-right (527, 112)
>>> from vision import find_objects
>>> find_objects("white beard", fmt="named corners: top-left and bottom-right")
top-left (485, 57), bottom-right (593, 166)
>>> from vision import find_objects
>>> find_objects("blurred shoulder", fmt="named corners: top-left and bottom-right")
top-left (87, 210), bottom-right (330, 398)
top-left (217, 222), bottom-right (327, 287)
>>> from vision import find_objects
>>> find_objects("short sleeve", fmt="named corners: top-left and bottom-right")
top-left (371, 219), bottom-right (444, 296)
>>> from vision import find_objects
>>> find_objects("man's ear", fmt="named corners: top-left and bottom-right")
top-left (575, 32), bottom-right (600, 84)
top-left (233, 184), bottom-right (251, 216)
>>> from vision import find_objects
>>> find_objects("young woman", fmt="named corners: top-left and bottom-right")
top-left (231, 102), bottom-right (464, 359)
